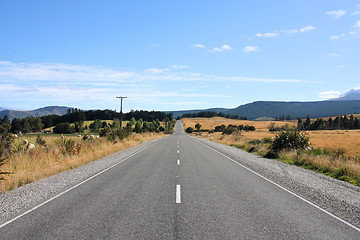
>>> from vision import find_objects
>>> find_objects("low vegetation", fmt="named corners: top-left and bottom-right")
top-left (183, 117), bottom-right (360, 186)
top-left (0, 111), bottom-right (176, 193)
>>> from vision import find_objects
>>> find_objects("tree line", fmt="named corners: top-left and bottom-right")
top-left (297, 115), bottom-right (360, 130)
top-left (0, 109), bottom-right (173, 134)
top-left (179, 111), bottom-right (246, 120)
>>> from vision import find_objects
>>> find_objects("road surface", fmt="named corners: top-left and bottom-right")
top-left (0, 120), bottom-right (359, 239)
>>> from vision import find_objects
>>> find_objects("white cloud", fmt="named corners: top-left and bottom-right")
top-left (355, 20), bottom-right (360, 28)
top-left (171, 65), bottom-right (190, 69)
top-left (145, 68), bottom-right (169, 74)
top-left (326, 10), bottom-right (346, 19)
top-left (336, 65), bottom-right (345, 68)
top-left (351, 11), bottom-right (360, 15)
top-left (300, 25), bottom-right (316, 32)
top-left (282, 25), bottom-right (316, 34)
top-left (0, 61), bottom-right (308, 110)
top-left (191, 43), bottom-right (206, 48)
top-left (255, 32), bottom-right (280, 38)
top-left (349, 31), bottom-right (358, 35)
top-left (212, 44), bottom-right (233, 52)
top-left (243, 46), bottom-right (259, 52)
top-left (318, 90), bottom-right (340, 99)
top-left (328, 53), bottom-right (339, 57)
top-left (330, 33), bottom-right (346, 39)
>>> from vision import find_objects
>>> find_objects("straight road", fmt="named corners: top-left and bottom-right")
top-left (0, 121), bottom-right (359, 239)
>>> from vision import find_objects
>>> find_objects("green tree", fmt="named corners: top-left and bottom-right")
top-left (112, 119), bottom-right (120, 129)
top-left (304, 115), bottom-right (311, 130)
top-left (195, 123), bottom-right (201, 132)
top-left (130, 117), bottom-right (136, 126)
top-left (89, 119), bottom-right (102, 132)
top-left (185, 127), bottom-right (194, 133)
top-left (53, 122), bottom-right (75, 134)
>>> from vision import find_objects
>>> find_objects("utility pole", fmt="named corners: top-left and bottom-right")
top-left (116, 96), bottom-right (127, 128)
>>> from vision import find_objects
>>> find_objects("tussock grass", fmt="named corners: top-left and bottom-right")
top-left (184, 118), bottom-right (360, 186)
top-left (0, 132), bottom-right (163, 193)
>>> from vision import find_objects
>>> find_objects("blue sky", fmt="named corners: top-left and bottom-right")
top-left (1, 0), bottom-right (360, 112)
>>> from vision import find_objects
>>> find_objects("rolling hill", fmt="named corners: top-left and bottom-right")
top-left (0, 106), bottom-right (71, 121)
top-left (169, 100), bottom-right (360, 120)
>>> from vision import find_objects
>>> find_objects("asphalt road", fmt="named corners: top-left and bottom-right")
top-left (0, 120), bottom-right (359, 239)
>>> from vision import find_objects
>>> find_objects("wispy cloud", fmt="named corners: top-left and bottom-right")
top-left (145, 68), bottom-right (169, 74)
top-left (191, 43), bottom-right (206, 48)
top-left (328, 53), bottom-right (340, 57)
top-left (243, 46), bottom-right (260, 53)
top-left (330, 33), bottom-right (346, 40)
top-left (256, 25), bottom-right (316, 39)
top-left (0, 61), bottom-right (308, 110)
top-left (281, 25), bottom-right (316, 34)
top-left (355, 20), bottom-right (360, 28)
top-left (318, 90), bottom-right (340, 99)
top-left (171, 65), bottom-right (190, 69)
top-left (211, 45), bottom-right (232, 52)
top-left (326, 10), bottom-right (346, 19)
top-left (336, 65), bottom-right (345, 68)
top-left (255, 32), bottom-right (279, 38)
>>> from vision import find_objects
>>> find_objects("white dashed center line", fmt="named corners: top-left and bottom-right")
top-left (176, 185), bottom-right (181, 203)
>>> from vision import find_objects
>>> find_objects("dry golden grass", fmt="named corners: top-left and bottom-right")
top-left (0, 132), bottom-right (163, 193)
top-left (183, 117), bottom-right (360, 158)
top-left (185, 117), bottom-right (360, 185)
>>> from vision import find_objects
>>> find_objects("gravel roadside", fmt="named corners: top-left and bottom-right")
top-left (0, 136), bottom-right (167, 225)
top-left (193, 136), bottom-right (360, 229)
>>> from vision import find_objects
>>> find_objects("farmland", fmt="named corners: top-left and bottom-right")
top-left (182, 117), bottom-right (360, 158)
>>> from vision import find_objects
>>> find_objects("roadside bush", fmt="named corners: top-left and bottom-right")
top-left (117, 126), bottom-right (132, 140)
top-left (99, 126), bottom-right (111, 137)
top-left (0, 123), bottom-right (13, 180)
top-left (56, 137), bottom-right (77, 155)
top-left (185, 127), bottom-right (194, 133)
top-left (222, 126), bottom-right (237, 135)
top-left (214, 125), bottom-right (226, 132)
top-left (270, 128), bottom-right (310, 153)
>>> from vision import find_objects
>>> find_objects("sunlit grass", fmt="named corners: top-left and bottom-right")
top-left (0, 132), bottom-right (163, 193)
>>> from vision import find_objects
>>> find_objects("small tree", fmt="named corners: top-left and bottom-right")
top-left (185, 127), bottom-right (194, 133)
top-left (195, 123), bottom-right (201, 132)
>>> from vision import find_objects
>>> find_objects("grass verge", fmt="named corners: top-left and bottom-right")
top-left (193, 132), bottom-right (360, 186)
top-left (0, 132), bottom-right (164, 193)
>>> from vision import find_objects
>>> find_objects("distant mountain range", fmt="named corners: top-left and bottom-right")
top-left (168, 89), bottom-right (360, 120)
top-left (169, 100), bottom-right (360, 119)
top-left (2, 89), bottom-right (360, 121)
top-left (0, 106), bottom-right (71, 121)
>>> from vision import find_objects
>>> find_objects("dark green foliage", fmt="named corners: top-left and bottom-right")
top-left (99, 126), bottom-right (111, 137)
top-left (222, 126), bottom-right (238, 135)
top-left (0, 123), bottom-right (13, 180)
top-left (89, 119), bottom-right (102, 132)
top-left (117, 126), bottom-right (132, 140)
top-left (270, 128), bottom-right (310, 153)
top-left (180, 111), bottom-right (245, 120)
top-left (53, 122), bottom-right (75, 134)
top-left (298, 114), bottom-right (360, 130)
top-left (214, 125), bottom-right (226, 132)
top-left (195, 123), bottom-right (201, 132)
top-left (185, 127), bottom-right (194, 133)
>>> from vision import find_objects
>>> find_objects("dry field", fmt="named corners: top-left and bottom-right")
top-left (0, 132), bottom-right (164, 193)
top-left (183, 117), bottom-right (360, 158)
